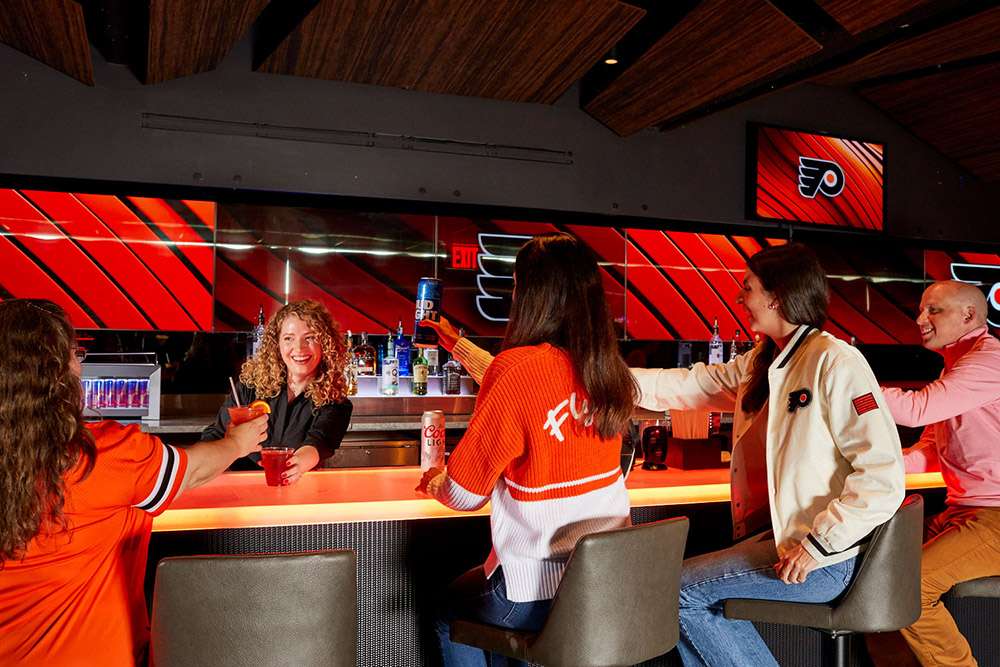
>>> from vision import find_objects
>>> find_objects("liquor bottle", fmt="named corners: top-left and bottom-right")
top-left (729, 329), bottom-right (743, 362)
top-left (442, 355), bottom-right (462, 395)
top-left (394, 321), bottom-right (412, 377)
top-left (344, 330), bottom-right (358, 396)
top-left (425, 346), bottom-right (440, 375)
top-left (412, 348), bottom-right (429, 395)
top-left (708, 318), bottom-right (724, 365)
top-left (381, 355), bottom-right (399, 396)
top-left (251, 305), bottom-right (265, 357)
top-left (386, 330), bottom-right (395, 363)
top-left (354, 332), bottom-right (376, 376)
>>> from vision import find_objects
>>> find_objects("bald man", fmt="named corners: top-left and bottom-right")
top-left (871, 281), bottom-right (1000, 667)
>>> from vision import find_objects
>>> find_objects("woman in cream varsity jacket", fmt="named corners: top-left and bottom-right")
top-left (634, 243), bottom-right (905, 666)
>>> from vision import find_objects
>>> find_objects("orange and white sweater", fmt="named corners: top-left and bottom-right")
top-left (430, 343), bottom-right (629, 602)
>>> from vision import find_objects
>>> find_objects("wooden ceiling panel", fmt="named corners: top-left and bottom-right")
top-left (817, 0), bottom-right (931, 35)
top-left (146, 0), bottom-right (269, 84)
top-left (257, 0), bottom-right (645, 104)
top-left (0, 0), bottom-right (93, 84)
top-left (816, 6), bottom-right (1000, 86)
top-left (861, 63), bottom-right (1000, 181)
top-left (585, 0), bottom-right (820, 136)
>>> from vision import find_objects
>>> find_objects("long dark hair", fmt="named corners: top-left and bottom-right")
top-left (502, 233), bottom-right (637, 438)
top-left (741, 243), bottom-right (829, 414)
top-left (0, 300), bottom-right (95, 566)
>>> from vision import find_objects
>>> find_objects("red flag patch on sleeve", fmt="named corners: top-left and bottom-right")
top-left (852, 393), bottom-right (879, 416)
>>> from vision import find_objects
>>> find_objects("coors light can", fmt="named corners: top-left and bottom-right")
top-left (420, 410), bottom-right (446, 471)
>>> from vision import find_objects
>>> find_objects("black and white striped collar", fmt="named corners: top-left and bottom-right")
top-left (773, 324), bottom-right (815, 371)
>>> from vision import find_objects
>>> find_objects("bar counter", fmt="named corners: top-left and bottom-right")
top-left (153, 467), bottom-right (946, 532)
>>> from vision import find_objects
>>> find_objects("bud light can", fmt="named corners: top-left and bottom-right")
top-left (126, 379), bottom-right (139, 407)
top-left (420, 410), bottom-right (446, 471)
top-left (413, 277), bottom-right (441, 348)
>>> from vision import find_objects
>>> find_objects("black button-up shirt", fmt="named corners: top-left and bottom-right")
top-left (201, 382), bottom-right (352, 465)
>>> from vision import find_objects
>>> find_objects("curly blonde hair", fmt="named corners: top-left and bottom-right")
top-left (239, 300), bottom-right (349, 407)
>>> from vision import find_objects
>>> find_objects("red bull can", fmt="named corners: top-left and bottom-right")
top-left (82, 379), bottom-right (93, 409)
top-left (114, 379), bottom-right (127, 408)
top-left (126, 379), bottom-right (139, 407)
top-left (138, 379), bottom-right (150, 408)
top-left (98, 379), bottom-right (113, 408)
top-left (420, 410), bottom-right (446, 471)
top-left (413, 277), bottom-right (441, 348)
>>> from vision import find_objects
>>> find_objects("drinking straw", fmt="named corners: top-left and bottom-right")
top-left (229, 377), bottom-right (242, 407)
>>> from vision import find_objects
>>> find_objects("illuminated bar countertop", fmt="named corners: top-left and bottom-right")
top-left (152, 467), bottom-right (946, 533)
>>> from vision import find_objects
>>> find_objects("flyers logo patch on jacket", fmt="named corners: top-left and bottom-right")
top-left (852, 392), bottom-right (879, 416)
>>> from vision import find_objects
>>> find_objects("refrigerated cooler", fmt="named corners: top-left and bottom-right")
top-left (81, 352), bottom-right (161, 422)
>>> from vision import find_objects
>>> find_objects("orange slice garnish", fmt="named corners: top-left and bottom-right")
top-left (249, 400), bottom-right (271, 414)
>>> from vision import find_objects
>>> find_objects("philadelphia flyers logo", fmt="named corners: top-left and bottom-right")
top-left (476, 233), bottom-right (531, 322)
top-left (798, 157), bottom-right (845, 199)
top-left (950, 263), bottom-right (1000, 328)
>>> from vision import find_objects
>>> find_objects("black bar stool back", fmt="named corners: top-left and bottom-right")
top-left (151, 550), bottom-right (358, 667)
top-left (724, 494), bottom-right (924, 667)
top-left (450, 517), bottom-right (689, 667)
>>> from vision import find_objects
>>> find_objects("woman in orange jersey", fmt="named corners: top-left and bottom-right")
top-left (417, 233), bottom-right (638, 667)
top-left (202, 299), bottom-right (353, 484)
top-left (0, 299), bottom-right (267, 666)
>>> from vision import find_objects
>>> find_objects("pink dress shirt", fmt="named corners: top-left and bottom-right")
top-left (882, 326), bottom-right (1000, 506)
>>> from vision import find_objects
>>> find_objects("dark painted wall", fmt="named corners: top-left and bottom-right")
top-left (0, 39), bottom-right (992, 244)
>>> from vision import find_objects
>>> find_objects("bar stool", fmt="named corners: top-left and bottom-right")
top-left (151, 550), bottom-right (357, 667)
top-left (450, 517), bottom-right (689, 667)
top-left (724, 495), bottom-right (924, 667)
top-left (950, 576), bottom-right (1000, 599)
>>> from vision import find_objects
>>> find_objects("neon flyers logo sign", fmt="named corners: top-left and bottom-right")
top-left (798, 157), bottom-right (845, 199)
top-left (476, 233), bottom-right (530, 322)
top-left (951, 263), bottom-right (1000, 328)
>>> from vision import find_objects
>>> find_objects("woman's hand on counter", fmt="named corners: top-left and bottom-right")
top-left (277, 445), bottom-right (320, 485)
top-left (416, 467), bottom-right (446, 497)
top-left (419, 316), bottom-right (460, 353)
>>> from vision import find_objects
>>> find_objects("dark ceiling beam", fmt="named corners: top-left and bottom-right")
top-left (860, 62), bottom-right (1000, 181)
top-left (814, 4), bottom-right (1000, 86)
top-left (584, 0), bottom-right (821, 136)
top-left (816, 0), bottom-right (932, 35)
top-left (255, 0), bottom-right (646, 105)
top-left (145, 0), bottom-right (269, 84)
top-left (0, 0), bottom-right (93, 85)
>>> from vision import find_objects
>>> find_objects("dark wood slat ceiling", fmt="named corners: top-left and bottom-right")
top-left (257, 0), bottom-right (645, 105)
top-left (146, 0), bottom-right (269, 84)
top-left (0, 0), bottom-right (93, 84)
top-left (816, 0), bottom-right (931, 34)
top-left (584, 0), bottom-right (821, 136)
top-left (816, 5), bottom-right (1000, 86)
top-left (861, 62), bottom-right (1000, 181)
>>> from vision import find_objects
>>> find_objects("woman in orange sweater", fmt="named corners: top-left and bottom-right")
top-left (417, 233), bottom-right (637, 667)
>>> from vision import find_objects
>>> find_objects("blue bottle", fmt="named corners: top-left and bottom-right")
top-left (394, 321), bottom-right (412, 376)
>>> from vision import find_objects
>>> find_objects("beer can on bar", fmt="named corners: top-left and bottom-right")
top-left (413, 277), bottom-right (441, 348)
top-left (420, 410), bottom-right (446, 471)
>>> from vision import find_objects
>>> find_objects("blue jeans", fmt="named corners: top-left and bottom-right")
top-left (435, 566), bottom-right (552, 667)
top-left (677, 531), bottom-right (858, 667)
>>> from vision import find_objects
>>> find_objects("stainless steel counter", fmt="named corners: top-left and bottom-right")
top-left (140, 414), bottom-right (472, 435)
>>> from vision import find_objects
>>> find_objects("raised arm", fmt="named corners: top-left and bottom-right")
top-left (631, 351), bottom-right (753, 413)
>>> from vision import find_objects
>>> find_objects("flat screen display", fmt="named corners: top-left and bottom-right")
top-left (749, 124), bottom-right (885, 231)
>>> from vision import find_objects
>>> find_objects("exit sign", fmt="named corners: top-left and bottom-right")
top-left (451, 243), bottom-right (479, 270)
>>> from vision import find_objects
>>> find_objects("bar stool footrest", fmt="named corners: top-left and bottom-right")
top-left (450, 619), bottom-right (536, 660)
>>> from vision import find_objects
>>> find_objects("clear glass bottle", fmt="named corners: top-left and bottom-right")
top-left (251, 305), bottom-right (266, 357)
top-left (412, 348), bottom-right (429, 395)
top-left (425, 346), bottom-right (440, 375)
top-left (442, 355), bottom-right (462, 395)
top-left (729, 329), bottom-right (743, 362)
top-left (354, 332), bottom-right (376, 376)
top-left (394, 321), bottom-right (411, 377)
top-left (708, 318), bottom-right (724, 365)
